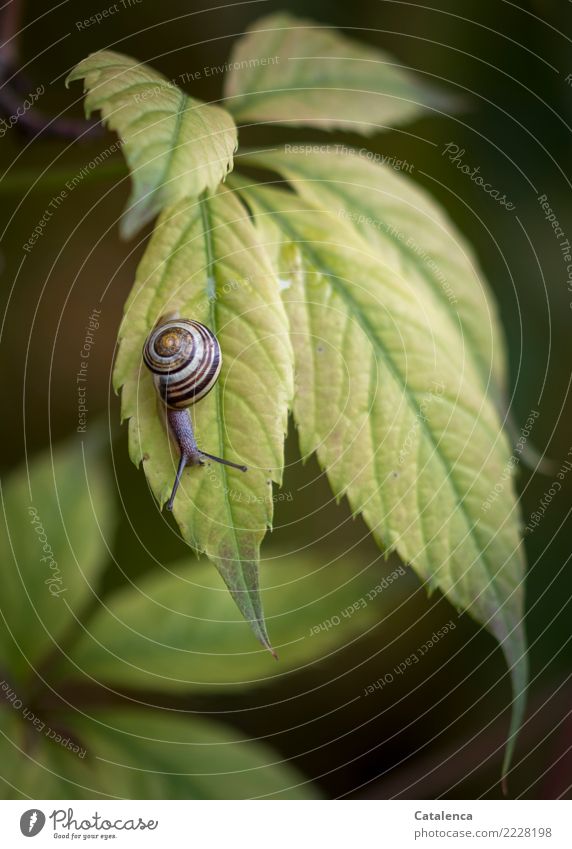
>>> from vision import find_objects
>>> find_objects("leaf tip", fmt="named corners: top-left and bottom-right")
top-left (252, 619), bottom-right (277, 659)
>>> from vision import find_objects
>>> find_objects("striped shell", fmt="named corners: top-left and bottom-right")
top-left (143, 318), bottom-right (222, 409)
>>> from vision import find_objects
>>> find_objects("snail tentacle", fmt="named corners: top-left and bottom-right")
top-left (199, 451), bottom-right (248, 473)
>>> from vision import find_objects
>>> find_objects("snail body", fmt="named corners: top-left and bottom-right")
top-left (143, 317), bottom-right (246, 510)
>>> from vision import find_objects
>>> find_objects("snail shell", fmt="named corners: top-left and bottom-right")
top-left (143, 318), bottom-right (222, 409)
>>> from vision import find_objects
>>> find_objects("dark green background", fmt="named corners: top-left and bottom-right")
top-left (1, 0), bottom-right (571, 798)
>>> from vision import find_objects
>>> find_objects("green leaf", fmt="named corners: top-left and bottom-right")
top-left (113, 188), bottom-right (294, 652)
top-left (0, 713), bottom-right (38, 798)
top-left (232, 176), bottom-right (527, 776)
top-left (0, 705), bottom-right (126, 799)
top-left (72, 710), bottom-right (318, 799)
top-left (65, 550), bottom-right (402, 691)
top-left (67, 50), bottom-right (237, 238)
top-left (0, 436), bottom-right (114, 682)
top-left (0, 708), bottom-right (317, 799)
top-left (241, 147), bottom-right (506, 394)
top-left (224, 13), bottom-right (457, 133)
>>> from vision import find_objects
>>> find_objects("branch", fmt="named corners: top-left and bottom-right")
top-left (0, 0), bottom-right (102, 141)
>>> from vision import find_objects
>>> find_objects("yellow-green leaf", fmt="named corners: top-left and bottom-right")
top-left (224, 13), bottom-right (457, 133)
top-left (113, 188), bottom-right (294, 651)
top-left (67, 50), bottom-right (237, 237)
top-left (232, 176), bottom-right (527, 776)
top-left (241, 146), bottom-right (506, 394)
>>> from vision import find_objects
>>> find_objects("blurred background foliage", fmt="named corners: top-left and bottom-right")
top-left (0, 0), bottom-right (571, 799)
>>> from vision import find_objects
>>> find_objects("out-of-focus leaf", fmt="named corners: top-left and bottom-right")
top-left (0, 709), bottom-right (318, 799)
top-left (224, 13), bottom-right (458, 133)
top-left (0, 706), bottom-right (128, 799)
top-left (232, 177), bottom-right (527, 776)
top-left (0, 438), bottom-right (114, 682)
top-left (0, 710), bottom-right (95, 800)
top-left (67, 51), bottom-right (237, 237)
top-left (71, 710), bottom-right (319, 799)
top-left (66, 550), bottom-right (401, 691)
top-left (113, 188), bottom-right (293, 651)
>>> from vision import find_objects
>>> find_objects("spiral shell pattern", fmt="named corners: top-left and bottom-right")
top-left (143, 318), bottom-right (222, 409)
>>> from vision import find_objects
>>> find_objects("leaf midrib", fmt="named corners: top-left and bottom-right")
top-left (243, 156), bottom-right (494, 392)
top-left (230, 85), bottom-right (422, 120)
top-left (240, 182), bottom-right (513, 621)
top-left (152, 88), bottom-right (187, 209)
top-left (198, 194), bottom-right (244, 568)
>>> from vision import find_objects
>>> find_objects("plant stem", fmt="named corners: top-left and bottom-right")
top-left (0, 0), bottom-right (102, 141)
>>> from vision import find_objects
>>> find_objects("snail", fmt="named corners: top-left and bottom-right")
top-left (143, 315), bottom-right (247, 511)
